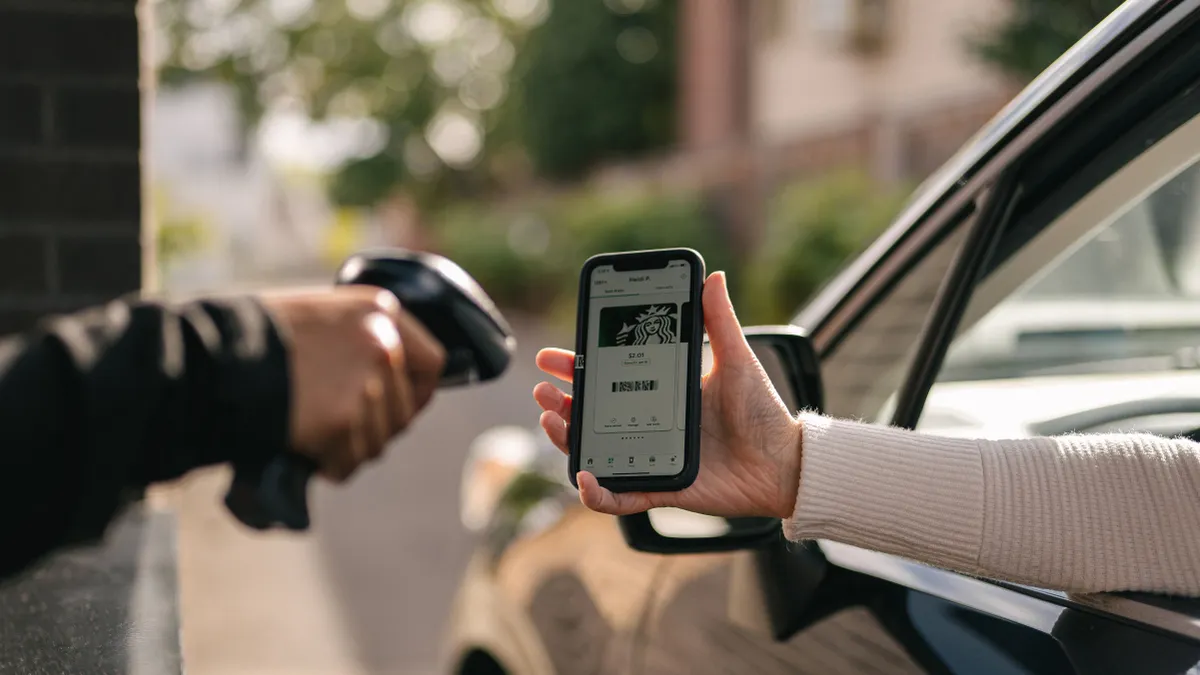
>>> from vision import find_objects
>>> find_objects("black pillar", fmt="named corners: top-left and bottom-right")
top-left (0, 0), bottom-right (143, 333)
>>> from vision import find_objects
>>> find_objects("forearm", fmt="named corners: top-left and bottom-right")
top-left (784, 413), bottom-right (1200, 596)
top-left (0, 297), bottom-right (291, 576)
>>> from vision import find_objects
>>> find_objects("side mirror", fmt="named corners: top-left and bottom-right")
top-left (618, 326), bottom-right (823, 554)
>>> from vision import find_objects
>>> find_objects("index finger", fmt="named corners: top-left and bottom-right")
top-left (535, 348), bottom-right (575, 383)
top-left (388, 306), bottom-right (447, 409)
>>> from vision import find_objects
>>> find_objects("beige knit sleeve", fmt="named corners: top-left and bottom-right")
top-left (783, 413), bottom-right (1200, 596)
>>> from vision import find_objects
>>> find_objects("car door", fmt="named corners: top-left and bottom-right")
top-left (634, 203), bottom-right (1002, 675)
top-left (881, 18), bottom-right (1200, 671)
top-left (636, 1), bottom-right (1200, 672)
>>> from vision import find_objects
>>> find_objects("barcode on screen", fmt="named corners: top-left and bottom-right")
top-left (612, 380), bottom-right (657, 393)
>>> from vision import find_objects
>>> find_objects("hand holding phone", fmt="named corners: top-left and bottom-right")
top-left (536, 270), bottom-right (804, 519)
top-left (569, 248), bottom-right (705, 492)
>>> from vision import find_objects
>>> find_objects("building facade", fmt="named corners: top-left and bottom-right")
top-left (678, 0), bottom-right (1014, 178)
top-left (625, 0), bottom-right (1018, 253)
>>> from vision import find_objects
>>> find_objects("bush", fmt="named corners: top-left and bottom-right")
top-left (430, 203), bottom-right (570, 314)
top-left (553, 189), bottom-right (736, 275)
top-left (153, 184), bottom-right (213, 268)
top-left (744, 171), bottom-right (912, 324)
top-left (431, 173), bottom-right (908, 327)
top-left (430, 187), bottom-right (736, 317)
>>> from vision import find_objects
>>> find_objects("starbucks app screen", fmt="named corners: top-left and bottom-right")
top-left (579, 262), bottom-right (692, 477)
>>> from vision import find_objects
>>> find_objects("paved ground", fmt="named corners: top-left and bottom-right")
top-left (178, 316), bottom-right (569, 674)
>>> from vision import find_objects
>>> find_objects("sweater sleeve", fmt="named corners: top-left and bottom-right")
top-left (783, 413), bottom-right (1200, 596)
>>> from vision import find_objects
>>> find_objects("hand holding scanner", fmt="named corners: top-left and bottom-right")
top-left (223, 249), bottom-right (516, 531)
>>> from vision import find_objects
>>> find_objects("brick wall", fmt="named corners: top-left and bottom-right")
top-left (0, 0), bottom-right (142, 335)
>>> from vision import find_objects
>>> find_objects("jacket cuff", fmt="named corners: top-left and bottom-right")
top-left (191, 296), bottom-right (292, 471)
top-left (783, 413), bottom-right (985, 573)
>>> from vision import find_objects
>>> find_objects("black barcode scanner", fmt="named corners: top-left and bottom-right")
top-left (224, 249), bottom-right (516, 531)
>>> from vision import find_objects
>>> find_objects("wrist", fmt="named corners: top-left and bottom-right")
top-left (773, 415), bottom-right (804, 519)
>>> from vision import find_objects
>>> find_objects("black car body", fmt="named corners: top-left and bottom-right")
top-left (445, 1), bottom-right (1200, 672)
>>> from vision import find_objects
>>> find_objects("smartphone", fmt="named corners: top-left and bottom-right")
top-left (568, 248), bottom-right (705, 492)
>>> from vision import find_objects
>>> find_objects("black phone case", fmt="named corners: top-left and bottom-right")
top-left (568, 248), bottom-right (705, 493)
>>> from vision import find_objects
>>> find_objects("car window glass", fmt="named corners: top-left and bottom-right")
top-left (821, 223), bottom-right (970, 421)
top-left (647, 341), bottom-right (801, 538)
top-left (920, 116), bottom-right (1200, 441)
top-left (701, 340), bottom-right (797, 408)
top-left (756, 342), bottom-right (801, 410)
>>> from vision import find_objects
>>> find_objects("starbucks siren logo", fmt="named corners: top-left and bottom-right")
top-left (615, 305), bottom-right (676, 345)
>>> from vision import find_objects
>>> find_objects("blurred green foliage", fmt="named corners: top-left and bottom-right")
top-left (152, 185), bottom-right (213, 267)
top-left (431, 187), bottom-right (733, 317)
top-left (432, 201), bottom-right (568, 311)
top-left (158, 0), bottom-right (678, 208)
top-left (744, 171), bottom-right (911, 324)
top-left (158, 0), bottom-right (913, 323)
top-left (515, 0), bottom-right (677, 178)
top-left (157, 0), bottom-right (528, 209)
top-left (553, 189), bottom-right (735, 275)
top-left (158, 216), bottom-right (211, 266)
top-left (432, 172), bottom-right (907, 325)
top-left (969, 0), bottom-right (1122, 80)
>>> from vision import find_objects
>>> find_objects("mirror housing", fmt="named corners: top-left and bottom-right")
top-left (618, 325), bottom-right (823, 554)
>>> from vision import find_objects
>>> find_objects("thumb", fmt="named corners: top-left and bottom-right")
top-left (702, 271), bottom-right (753, 366)
top-left (577, 472), bottom-right (657, 515)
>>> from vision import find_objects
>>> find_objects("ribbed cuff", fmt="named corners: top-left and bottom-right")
top-left (783, 414), bottom-right (986, 574)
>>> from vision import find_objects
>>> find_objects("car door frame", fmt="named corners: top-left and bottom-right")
top-left (796, 0), bottom-right (1200, 657)
top-left (797, 0), bottom-right (1187, 351)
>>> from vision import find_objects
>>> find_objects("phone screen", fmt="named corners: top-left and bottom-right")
top-left (579, 258), bottom-right (694, 477)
